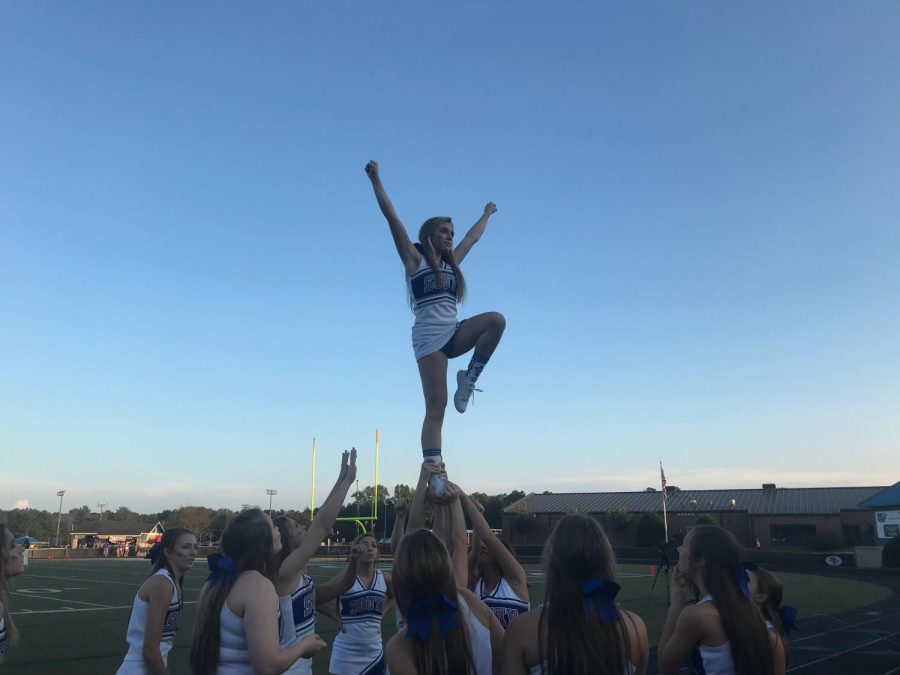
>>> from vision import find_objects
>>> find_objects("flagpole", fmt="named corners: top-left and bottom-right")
top-left (660, 461), bottom-right (669, 544)
top-left (310, 437), bottom-right (317, 520)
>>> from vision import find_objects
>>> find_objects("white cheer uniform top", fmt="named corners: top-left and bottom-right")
top-left (458, 595), bottom-right (493, 675)
top-left (116, 569), bottom-right (181, 674)
top-left (0, 614), bottom-right (7, 665)
top-left (329, 570), bottom-right (387, 675)
top-left (278, 573), bottom-right (316, 675)
top-left (690, 595), bottom-right (736, 675)
top-left (474, 575), bottom-right (529, 629)
top-left (216, 602), bottom-right (252, 674)
top-left (408, 253), bottom-right (459, 360)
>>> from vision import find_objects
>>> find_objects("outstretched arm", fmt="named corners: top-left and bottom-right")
top-left (365, 161), bottom-right (420, 275)
top-left (467, 499), bottom-right (485, 590)
top-left (407, 461), bottom-right (443, 532)
top-left (316, 544), bottom-right (363, 605)
top-left (444, 483), bottom-right (471, 589)
top-left (389, 499), bottom-right (409, 554)
top-left (453, 202), bottom-right (497, 264)
top-left (278, 449), bottom-right (357, 586)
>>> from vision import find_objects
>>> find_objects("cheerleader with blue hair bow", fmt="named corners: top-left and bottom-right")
top-left (117, 527), bottom-right (197, 674)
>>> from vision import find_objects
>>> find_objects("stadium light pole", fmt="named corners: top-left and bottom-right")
top-left (55, 490), bottom-right (66, 546)
top-left (266, 489), bottom-right (278, 517)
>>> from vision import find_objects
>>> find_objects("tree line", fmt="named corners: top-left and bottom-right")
top-left (0, 485), bottom-right (527, 544)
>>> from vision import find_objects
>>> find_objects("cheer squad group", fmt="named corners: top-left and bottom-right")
top-left (0, 163), bottom-right (797, 674)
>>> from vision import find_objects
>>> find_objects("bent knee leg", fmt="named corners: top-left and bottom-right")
top-left (489, 311), bottom-right (506, 334)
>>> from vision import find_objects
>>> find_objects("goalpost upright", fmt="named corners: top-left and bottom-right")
top-left (309, 429), bottom-right (381, 534)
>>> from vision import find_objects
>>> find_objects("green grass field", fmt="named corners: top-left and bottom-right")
top-left (4, 558), bottom-right (892, 674)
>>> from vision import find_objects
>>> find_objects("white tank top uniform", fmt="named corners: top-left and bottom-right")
top-left (689, 595), bottom-right (736, 675)
top-left (407, 254), bottom-right (459, 361)
top-left (278, 573), bottom-right (316, 675)
top-left (116, 569), bottom-right (182, 674)
top-left (215, 602), bottom-right (252, 674)
top-left (215, 599), bottom-right (283, 674)
top-left (458, 595), bottom-right (493, 675)
top-left (474, 575), bottom-right (529, 629)
top-left (329, 570), bottom-right (387, 675)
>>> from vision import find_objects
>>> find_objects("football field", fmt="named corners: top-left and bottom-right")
top-left (4, 558), bottom-right (895, 674)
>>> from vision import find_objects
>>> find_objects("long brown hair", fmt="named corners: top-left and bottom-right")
top-left (189, 509), bottom-right (278, 675)
top-left (687, 526), bottom-right (774, 675)
top-left (538, 514), bottom-right (633, 675)
top-left (0, 525), bottom-right (19, 647)
top-left (151, 527), bottom-right (194, 590)
top-left (273, 515), bottom-right (296, 566)
top-left (418, 217), bottom-right (467, 302)
top-left (754, 565), bottom-right (790, 666)
top-left (392, 529), bottom-right (475, 675)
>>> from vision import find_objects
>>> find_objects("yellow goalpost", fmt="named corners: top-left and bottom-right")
top-left (309, 429), bottom-right (381, 534)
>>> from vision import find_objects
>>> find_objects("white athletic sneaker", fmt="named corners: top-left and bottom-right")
top-left (427, 472), bottom-right (448, 501)
top-left (453, 370), bottom-right (479, 413)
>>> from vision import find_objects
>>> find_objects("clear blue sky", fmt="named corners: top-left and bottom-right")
top-left (2, 2), bottom-right (899, 513)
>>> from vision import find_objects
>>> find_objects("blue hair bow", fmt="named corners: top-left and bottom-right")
top-left (146, 542), bottom-right (162, 564)
top-left (779, 605), bottom-right (798, 634)
top-left (580, 579), bottom-right (621, 625)
top-left (206, 553), bottom-right (234, 587)
top-left (731, 563), bottom-right (750, 599)
top-left (405, 593), bottom-right (459, 642)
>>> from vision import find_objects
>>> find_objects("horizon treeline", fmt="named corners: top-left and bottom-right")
top-left (1, 485), bottom-right (527, 543)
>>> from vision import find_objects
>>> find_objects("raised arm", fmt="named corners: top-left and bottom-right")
top-left (453, 202), bottom-right (497, 264)
top-left (460, 490), bottom-right (528, 602)
top-left (315, 543), bottom-right (363, 605)
top-left (407, 460), bottom-right (443, 532)
top-left (657, 569), bottom-right (702, 675)
top-left (444, 483), bottom-right (471, 589)
top-left (467, 499), bottom-right (484, 590)
top-left (365, 161), bottom-right (421, 275)
top-left (389, 499), bottom-right (409, 555)
top-left (278, 449), bottom-right (357, 586)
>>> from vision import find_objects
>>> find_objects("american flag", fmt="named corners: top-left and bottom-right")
top-left (660, 462), bottom-right (668, 501)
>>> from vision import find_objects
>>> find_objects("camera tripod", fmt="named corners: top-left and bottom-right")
top-left (648, 540), bottom-right (673, 607)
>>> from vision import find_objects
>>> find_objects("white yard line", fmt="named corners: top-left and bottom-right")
top-left (12, 600), bottom-right (198, 616)
top-left (11, 593), bottom-right (113, 608)
top-left (17, 573), bottom-right (151, 587)
top-left (787, 632), bottom-right (900, 672)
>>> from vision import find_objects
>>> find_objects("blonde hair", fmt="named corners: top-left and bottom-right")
top-left (418, 217), bottom-right (467, 302)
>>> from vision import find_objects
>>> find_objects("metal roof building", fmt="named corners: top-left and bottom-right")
top-left (505, 486), bottom-right (884, 516)
top-left (502, 485), bottom-right (887, 550)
